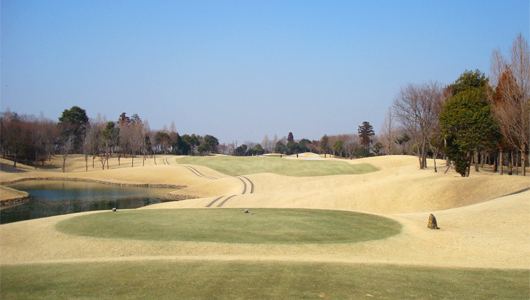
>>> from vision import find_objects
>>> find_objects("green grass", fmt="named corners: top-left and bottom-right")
top-left (2, 261), bottom-right (528, 299)
top-left (55, 209), bottom-right (402, 244)
top-left (176, 155), bottom-right (379, 176)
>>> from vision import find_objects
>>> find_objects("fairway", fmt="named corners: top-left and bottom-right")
top-left (2, 261), bottom-right (527, 300)
top-left (176, 155), bottom-right (379, 176)
top-left (56, 209), bottom-right (402, 244)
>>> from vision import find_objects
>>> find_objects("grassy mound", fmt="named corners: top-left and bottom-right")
top-left (176, 155), bottom-right (379, 176)
top-left (56, 209), bottom-right (401, 244)
top-left (3, 261), bottom-right (527, 300)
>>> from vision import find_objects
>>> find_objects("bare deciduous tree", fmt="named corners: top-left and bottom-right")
top-left (262, 135), bottom-right (270, 154)
top-left (380, 107), bottom-right (396, 155)
top-left (60, 134), bottom-right (74, 173)
top-left (490, 33), bottom-right (530, 176)
top-left (393, 81), bottom-right (444, 169)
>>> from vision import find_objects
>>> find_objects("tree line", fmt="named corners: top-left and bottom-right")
top-left (232, 122), bottom-right (378, 159)
top-left (380, 33), bottom-right (529, 177)
top-left (2, 34), bottom-right (527, 177)
top-left (1, 107), bottom-right (219, 172)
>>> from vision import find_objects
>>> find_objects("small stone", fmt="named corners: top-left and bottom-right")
top-left (244, 209), bottom-right (249, 213)
top-left (112, 208), bottom-right (117, 212)
top-left (428, 214), bottom-right (439, 229)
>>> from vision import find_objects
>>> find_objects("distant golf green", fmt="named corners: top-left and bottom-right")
top-left (176, 155), bottom-right (379, 176)
top-left (56, 209), bottom-right (401, 244)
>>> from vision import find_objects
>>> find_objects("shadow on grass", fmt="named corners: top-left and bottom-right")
top-left (0, 162), bottom-right (27, 173)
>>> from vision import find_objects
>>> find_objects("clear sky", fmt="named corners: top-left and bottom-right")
top-left (2, 1), bottom-right (528, 144)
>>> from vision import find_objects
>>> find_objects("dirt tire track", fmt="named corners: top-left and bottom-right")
top-left (206, 196), bottom-right (224, 207)
top-left (216, 195), bottom-right (236, 207)
top-left (240, 176), bottom-right (254, 194)
top-left (237, 177), bottom-right (247, 194)
top-left (181, 165), bottom-right (217, 180)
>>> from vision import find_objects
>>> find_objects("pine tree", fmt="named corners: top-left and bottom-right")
top-left (358, 121), bottom-right (375, 150)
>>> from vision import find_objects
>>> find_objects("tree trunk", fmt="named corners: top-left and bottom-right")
top-left (499, 151), bottom-right (504, 175)
top-left (521, 145), bottom-right (526, 176)
top-left (433, 150), bottom-right (438, 173)
top-left (493, 151), bottom-right (498, 173)
top-left (417, 149), bottom-right (422, 169)
top-left (513, 151), bottom-right (519, 175)
top-left (62, 158), bottom-right (66, 173)
top-left (85, 156), bottom-right (88, 172)
top-left (508, 151), bottom-right (513, 175)
top-left (13, 153), bottom-right (17, 168)
top-left (464, 152), bottom-right (473, 177)
top-left (474, 151), bottom-right (479, 172)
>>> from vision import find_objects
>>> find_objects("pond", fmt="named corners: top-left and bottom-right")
top-left (1, 180), bottom-right (175, 224)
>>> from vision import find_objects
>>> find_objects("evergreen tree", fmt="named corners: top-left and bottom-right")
top-left (320, 135), bottom-right (329, 156)
top-left (358, 121), bottom-right (375, 150)
top-left (440, 88), bottom-right (501, 177)
top-left (287, 132), bottom-right (294, 142)
top-left (58, 106), bottom-right (89, 152)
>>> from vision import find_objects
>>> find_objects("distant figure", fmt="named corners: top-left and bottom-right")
top-left (428, 214), bottom-right (439, 229)
top-left (296, 154), bottom-right (298, 158)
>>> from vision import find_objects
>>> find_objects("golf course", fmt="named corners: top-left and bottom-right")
top-left (1, 153), bottom-right (529, 299)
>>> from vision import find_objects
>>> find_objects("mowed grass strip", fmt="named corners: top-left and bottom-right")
top-left (176, 155), bottom-right (379, 176)
top-left (2, 261), bottom-right (528, 300)
top-left (55, 209), bottom-right (401, 244)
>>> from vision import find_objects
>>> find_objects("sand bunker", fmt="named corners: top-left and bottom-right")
top-left (1, 154), bottom-right (528, 269)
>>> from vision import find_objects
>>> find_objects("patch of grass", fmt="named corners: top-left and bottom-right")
top-left (55, 209), bottom-right (401, 244)
top-left (176, 155), bottom-right (379, 176)
top-left (2, 261), bottom-right (528, 299)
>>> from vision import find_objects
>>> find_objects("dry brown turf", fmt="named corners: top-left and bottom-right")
top-left (1, 154), bottom-right (529, 269)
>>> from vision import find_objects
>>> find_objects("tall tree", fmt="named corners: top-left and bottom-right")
top-left (101, 121), bottom-right (119, 169)
top-left (298, 139), bottom-right (311, 153)
top-left (380, 108), bottom-right (396, 155)
top-left (59, 134), bottom-right (75, 173)
top-left (490, 33), bottom-right (530, 175)
top-left (392, 82), bottom-right (444, 169)
top-left (58, 106), bottom-right (89, 152)
top-left (287, 132), bottom-right (294, 143)
top-left (286, 141), bottom-right (299, 155)
top-left (332, 140), bottom-right (344, 157)
top-left (272, 135), bottom-right (278, 153)
top-left (440, 87), bottom-right (501, 177)
top-left (253, 144), bottom-right (264, 155)
top-left (1, 111), bottom-right (25, 167)
top-left (320, 134), bottom-right (329, 157)
top-left (201, 135), bottom-right (219, 154)
top-left (357, 122), bottom-right (374, 151)
top-left (274, 141), bottom-right (286, 154)
top-left (262, 135), bottom-right (270, 154)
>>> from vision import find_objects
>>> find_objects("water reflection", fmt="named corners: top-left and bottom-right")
top-left (1, 181), bottom-right (173, 224)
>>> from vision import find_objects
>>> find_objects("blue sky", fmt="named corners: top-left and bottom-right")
top-left (2, 1), bottom-right (528, 144)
